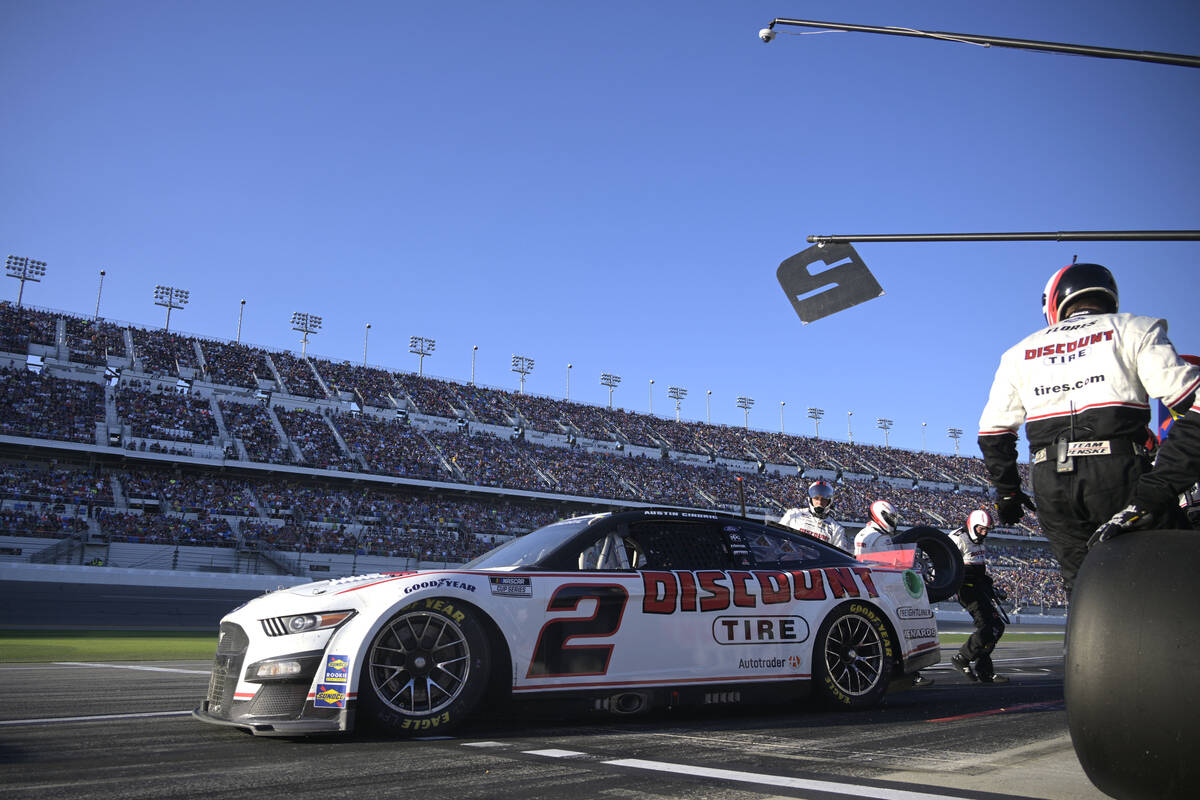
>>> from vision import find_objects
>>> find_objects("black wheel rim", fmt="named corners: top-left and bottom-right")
top-left (823, 613), bottom-right (884, 697)
top-left (369, 611), bottom-right (471, 715)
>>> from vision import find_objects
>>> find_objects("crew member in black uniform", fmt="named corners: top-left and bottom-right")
top-left (948, 509), bottom-right (1008, 684)
top-left (978, 263), bottom-right (1200, 594)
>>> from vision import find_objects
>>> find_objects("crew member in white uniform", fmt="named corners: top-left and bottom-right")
top-left (978, 262), bottom-right (1200, 594)
top-left (779, 480), bottom-right (851, 551)
top-left (948, 509), bottom-right (1008, 683)
top-left (854, 500), bottom-right (900, 556)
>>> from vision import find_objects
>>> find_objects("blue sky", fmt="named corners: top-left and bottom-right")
top-left (3, 1), bottom-right (1198, 455)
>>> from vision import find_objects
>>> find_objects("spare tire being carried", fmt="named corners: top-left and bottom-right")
top-left (891, 525), bottom-right (964, 604)
top-left (1066, 530), bottom-right (1200, 800)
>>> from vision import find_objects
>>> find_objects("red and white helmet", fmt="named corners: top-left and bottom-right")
top-left (967, 508), bottom-right (994, 544)
top-left (869, 500), bottom-right (899, 533)
top-left (1041, 263), bottom-right (1118, 325)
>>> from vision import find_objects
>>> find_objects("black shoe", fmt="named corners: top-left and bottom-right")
top-left (951, 654), bottom-right (978, 682)
top-left (978, 673), bottom-right (1009, 684)
top-left (911, 673), bottom-right (934, 687)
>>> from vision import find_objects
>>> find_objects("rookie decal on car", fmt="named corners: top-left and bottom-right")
top-left (489, 576), bottom-right (532, 597)
top-left (314, 684), bottom-right (346, 708)
top-left (324, 654), bottom-right (350, 683)
top-left (712, 615), bottom-right (810, 645)
top-left (641, 567), bottom-right (881, 615)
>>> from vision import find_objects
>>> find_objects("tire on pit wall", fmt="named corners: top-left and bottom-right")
top-left (1066, 530), bottom-right (1200, 800)
top-left (891, 526), bottom-right (964, 604)
top-left (358, 598), bottom-right (492, 737)
top-left (812, 600), bottom-right (896, 710)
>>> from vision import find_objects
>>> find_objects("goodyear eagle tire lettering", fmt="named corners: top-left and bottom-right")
top-left (358, 598), bottom-right (491, 737)
top-left (812, 601), bottom-right (895, 710)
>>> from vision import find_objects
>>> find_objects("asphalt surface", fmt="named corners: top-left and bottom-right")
top-left (0, 629), bottom-right (1108, 800)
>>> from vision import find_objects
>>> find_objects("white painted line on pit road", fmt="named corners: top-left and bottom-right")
top-left (0, 710), bottom-right (192, 726)
top-left (604, 758), bottom-right (965, 800)
top-left (54, 661), bottom-right (210, 674)
top-left (525, 749), bottom-right (587, 758)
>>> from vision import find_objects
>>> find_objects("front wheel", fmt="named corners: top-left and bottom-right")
top-left (358, 600), bottom-right (491, 736)
top-left (892, 526), bottom-right (964, 603)
top-left (812, 601), bottom-right (895, 710)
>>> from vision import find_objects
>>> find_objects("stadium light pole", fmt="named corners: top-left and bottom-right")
top-left (410, 335), bottom-right (435, 376)
top-left (808, 407), bottom-right (824, 438)
top-left (668, 386), bottom-right (687, 422)
top-left (779, 401), bottom-right (786, 433)
top-left (948, 426), bottom-right (964, 457)
top-left (236, 299), bottom-right (246, 343)
top-left (648, 378), bottom-right (654, 413)
top-left (6, 255), bottom-right (47, 307)
top-left (601, 373), bottom-right (621, 409)
top-left (512, 354), bottom-right (534, 393)
top-left (155, 285), bottom-right (190, 332)
top-left (922, 421), bottom-right (928, 451)
top-left (566, 363), bottom-right (572, 400)
top-left (290, 311), bottom-right (321, 356)
top-left (847, 411), bottom-right (853, 444)
top-left (363, 323), bottom-right (371, 366)
top-left (94, 269), bottom-right (106, 320)
top-left (706, 390), bottom-right (712, 424)
top-left (737, 396), bottom-right (755, 430)
top-left (876, 417), bottom-right (894, 447)
top-left (471, 345), bottom-right (478, 384)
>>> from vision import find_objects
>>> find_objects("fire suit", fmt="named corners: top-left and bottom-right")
top-left (779, 506), bottom-right (851, 551)
top-left (853, 523), bottom-right (894, 557)
top-left (948, 527), bottom-right (1005, 680)
top-left (978, 310), bottom-right (1200, 592)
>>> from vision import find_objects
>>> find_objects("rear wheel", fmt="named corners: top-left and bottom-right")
top-left (813, 601), bottom-right (895, 709)
top-left (892, 526), bottom-right (964, 603)
top-left (1066, 530), bottom-right (1200, 800)
top-left (359, 600), bottom-right (491, 737)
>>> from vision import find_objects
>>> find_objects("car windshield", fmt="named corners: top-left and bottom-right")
top-left (463, 515), bottom-right (603, 569)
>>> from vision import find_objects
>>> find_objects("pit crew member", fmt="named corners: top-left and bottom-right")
top-left (948, 509), bottom-right (1008, 684)
top-left (779, 479), bottom-right (851, 551)
top-left (978, 262), bottom-right (1200, 594)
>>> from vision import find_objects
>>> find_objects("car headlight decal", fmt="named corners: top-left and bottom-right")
top-left (261, 610), bottom-right (356, 637)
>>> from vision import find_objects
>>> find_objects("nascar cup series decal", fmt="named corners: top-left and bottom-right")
top-left (314, 684), bottom-right (347, 709)
top-left (324, 654), bottom-right (350, 683)
top-left (489, 575), bottom-right (532, 597)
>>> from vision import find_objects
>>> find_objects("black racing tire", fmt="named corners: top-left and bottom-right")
top-left (358, 599), bottom-right (492, 737)
top-left (892, 526), bottom-right (964, 604)
top-left (1066, 530), bottom-right (1200, 800)
top-left (812, 600), bottom-right (896, 710)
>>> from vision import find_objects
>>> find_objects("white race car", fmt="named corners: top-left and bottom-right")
top-left (194, 508), bottom-right (945, 737)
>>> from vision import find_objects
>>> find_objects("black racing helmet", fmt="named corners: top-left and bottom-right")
top-left (1042, 263), bottom-right (1118, 325)
top-left (807, 480), bottom-right (835, 518)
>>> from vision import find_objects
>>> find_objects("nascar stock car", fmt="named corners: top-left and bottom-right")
top-left (194, 507), bottom-right (962, 737)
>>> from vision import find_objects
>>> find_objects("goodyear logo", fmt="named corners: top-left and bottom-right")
top-left (325, 654), bottom-right (350, 683)
top-left (314, 684), bottom-right (346, 708)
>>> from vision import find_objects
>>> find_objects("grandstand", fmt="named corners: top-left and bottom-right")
top-left (0, 300), bottom-right (1064, 609)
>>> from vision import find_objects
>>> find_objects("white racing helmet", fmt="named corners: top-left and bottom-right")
top-left (967, 508), bottom-right (994, 544)
top-left (807, 480), bottom-right (835, 518)
top-left (869, 500), bottom-right (899, 533)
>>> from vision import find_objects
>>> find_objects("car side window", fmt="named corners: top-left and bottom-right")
top-left (627, 520), bottom-right (748, 571)
top-left (742, 526), bottom-right (827, 569)
top-left (576, 531), bottom-right (645, 570)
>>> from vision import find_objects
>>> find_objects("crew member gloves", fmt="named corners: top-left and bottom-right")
top-left (1088, 504), bottom-right (1155, 548)
top-left (995, 490), bottom-right (1036, 525)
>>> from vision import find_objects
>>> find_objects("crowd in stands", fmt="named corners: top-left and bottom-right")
top-left (115, 382), bottom-right (218, 443)
top-left (199, 340), bottom-right (270, 390)
top-left (274, 406), bottom-right (359, 471)
top-left (64, 315), bottom-right (126, 365)
top-left (0, 367), bottom-right (104, 444)
top-left (0, 508), bottom-right (89, 538)
top-left (219, 400), bottom-right (292, 463)
top-left (131, 327), bottom-right (198, 376)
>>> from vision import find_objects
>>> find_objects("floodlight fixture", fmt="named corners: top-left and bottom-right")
top-left (648, 378), bottom-right (654, 413)
top-left (922, 421), bottom-right (928, 451)
top-left (94, 269), bottom-right (106, 320)
top-left (600, 372), bottom-right (621, 409)
top-left (566, 363), bottom-right (573, 400)
top-left (290, 311), bottom-right (322, 356)
top-left (876, 417), bottom-right (894, 447)
top-left (847, 411), bottom-right (854, 443)
top-left (237, 299), bottom-right (246, 343)
top-left (668, 386), bottom-right (687, 422)
top-left (471, 345), bottom-right (478, 384)
top-left (154, 284), bottom-right (191, 331)
top-left (6, 255), bottom-right (47, 307)
top-left (511, 354), bottom-right (534, 393)
top-left (808, 407), bottom-right (824, 438)
top-left (948, 426), bottom-right (965, 457)
top-left (736, 396), bottom-right (755, 430)
top-left (409, 335), bottom-right (436, 376)
top-left (363, 323), bottom-right (371, 366)
top-left (706, 390), bottom-right (712, 424)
